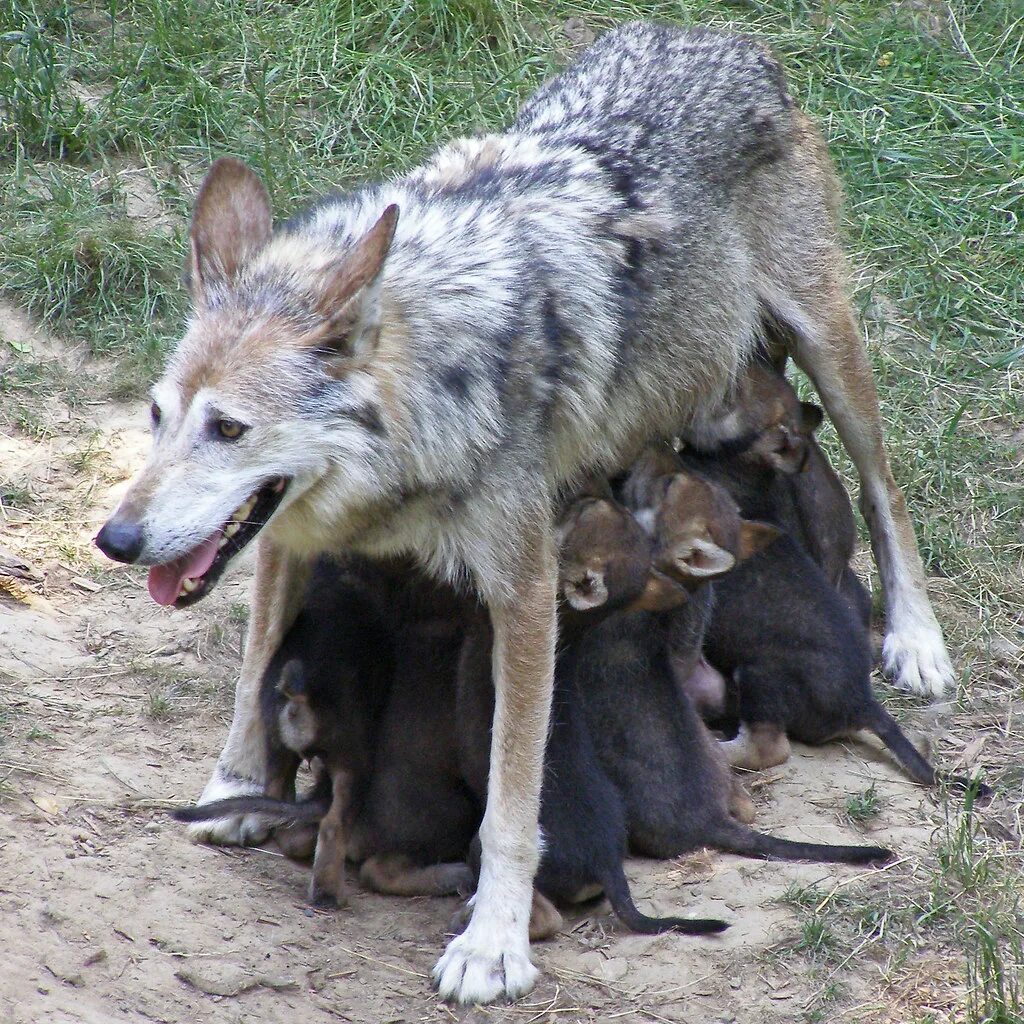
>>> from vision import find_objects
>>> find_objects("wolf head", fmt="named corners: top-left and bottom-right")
top-left (95, 159), bottom-right (404, 607)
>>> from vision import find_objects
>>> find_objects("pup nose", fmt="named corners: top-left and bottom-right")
top-left (95, 517), bottom-right (145, 564)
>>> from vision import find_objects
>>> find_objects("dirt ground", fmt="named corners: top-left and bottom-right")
top-left (0, 304), bottom-right (996, 1023)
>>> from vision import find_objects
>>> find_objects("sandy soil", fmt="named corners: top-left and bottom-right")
top-left (0, 305), bottom-right (980, 1023)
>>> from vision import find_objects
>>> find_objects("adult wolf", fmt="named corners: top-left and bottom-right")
top-left (96, 22), bottom-right (952, 1004)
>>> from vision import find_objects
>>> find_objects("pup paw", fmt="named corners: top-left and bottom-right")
top-left (882, 624), bottom-right (954, 699)
top-left (432, 924), bottom-right (537, 1005)
top-left (184, 770), bottom-right (271, 847)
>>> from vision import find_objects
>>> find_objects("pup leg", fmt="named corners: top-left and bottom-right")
top-left (188, 538), bottom-right (311, 846)
top-left (719, 722), bottom-right (791, 771)
top-left (309, 769), bottom-right (355, 909)
top-left (772, 294), bottom-right (952, 697)
top-left (728, 776), bottom-right (757, 824)
top-left (360, 854), bottom-right (474, 897)
top-left (433, 528), bottom-right (557, 1004)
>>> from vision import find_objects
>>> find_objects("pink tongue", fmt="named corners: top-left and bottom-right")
top-left (147, 531), bottom-right (223, 606)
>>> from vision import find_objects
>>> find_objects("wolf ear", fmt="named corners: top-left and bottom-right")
top-left (737, 520), bottom-right (782, 561)
top-left (628, 571), bottom-right (689, 612)
top-left (668, 535), bottom-right (736, 581)
top-left (306, 205), bottom-right (400, 361)
top-left (189, 158), bottom-right (273, 305)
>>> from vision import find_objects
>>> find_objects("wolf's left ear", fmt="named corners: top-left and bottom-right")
top-left (307, 204), bottom-right (400, 361)
top-left (189, 158), bottom-right (273, 306)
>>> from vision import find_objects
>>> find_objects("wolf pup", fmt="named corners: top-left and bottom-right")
top-left (609, 455), bottom-right (891, 860)
top-left (688, 427), bottom-right (990, 797)
top-left (96, 22), bottom-right (951, 1002)
top-left (173, 556), bottom-right (394, 906)
top-left (459, 494), bottom-right (728, 936)
top-left (686, 361), bottom-right (871, 624)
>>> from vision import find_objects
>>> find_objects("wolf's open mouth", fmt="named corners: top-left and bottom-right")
top-left (148, 477), bottom-right (290, 609)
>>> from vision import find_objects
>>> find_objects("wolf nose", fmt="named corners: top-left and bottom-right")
top-left (95, 517), bottom-right (145, 564)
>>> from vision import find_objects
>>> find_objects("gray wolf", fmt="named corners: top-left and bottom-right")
top-left (96, 21), bottom-right (952, 1003)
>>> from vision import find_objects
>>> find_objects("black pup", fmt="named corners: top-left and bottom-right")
top-left (176, 558), bottom-right (479, 904)
top-left (458, 494), bottom-right (728, 937)
top-left (682, 382), bottom-right (990, 796)
top-left (175, 555), bottom-right (394, 906)
top-left (592, 463), bottom-right (892, 863)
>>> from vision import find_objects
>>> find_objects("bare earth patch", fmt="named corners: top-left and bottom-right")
top-left (0, 307), bottom-right (1015, 1023)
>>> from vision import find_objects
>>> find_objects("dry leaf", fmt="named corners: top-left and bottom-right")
top-left (32, 795), bottom-right (61, 816)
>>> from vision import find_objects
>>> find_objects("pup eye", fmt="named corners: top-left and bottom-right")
top-left (215, 418), bottom-right (248, 441)
top-left (150, 402), bottom-right (161, 428)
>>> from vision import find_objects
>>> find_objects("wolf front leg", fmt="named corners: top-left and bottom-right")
top-left (187, 536), bottom-right (311, 846)
top-left (433, 528), bottom-right (557, 1004)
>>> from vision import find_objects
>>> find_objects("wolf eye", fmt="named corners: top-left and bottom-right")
top-left (150, 402), bottom-right (161, 428)
top-left (215, 418), bottom-right (247, 441)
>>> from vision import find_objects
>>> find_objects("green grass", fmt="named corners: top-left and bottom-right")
top-left (845, 782), bottom-right (882, 824)
top-left (1, 0), bottom-right (1022, 1017)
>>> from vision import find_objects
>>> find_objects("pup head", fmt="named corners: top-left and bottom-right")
top-left (641, 468), bottom-right (780, 590)
top-left (556, 496), bottom-right (660, 617)
top-left (95, 158), bottom-right (402, 607)
top-left (686, 362), bottom-right (823, 473)
top-left (276, 659), bottom-right (320, 757)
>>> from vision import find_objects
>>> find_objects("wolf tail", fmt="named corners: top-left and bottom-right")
top-left (171, 794), bottom-right (329, 825)
top-left (602, 864), bottom-right (728, 935)
top-left (863, 702), bottom-right (993, 801)
top-left (709, 821), bottom-right (891, 864)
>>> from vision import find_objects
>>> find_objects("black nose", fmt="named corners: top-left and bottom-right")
top-left (95, 517), bottom-right (145, 564)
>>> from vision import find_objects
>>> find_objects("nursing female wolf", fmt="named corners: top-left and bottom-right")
top-left (96, 21), bottom-right (952, 1004)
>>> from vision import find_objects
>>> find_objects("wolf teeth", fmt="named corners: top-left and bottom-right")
top-left (232, 495), bottom-right (257, 522)
top-left (181, 578), bottom-right (198, 593)
top-left (224, 521), bottom-right (241, 539)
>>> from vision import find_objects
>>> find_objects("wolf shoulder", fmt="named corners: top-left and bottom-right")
top-left (516, 21), bottom-right (794, 181)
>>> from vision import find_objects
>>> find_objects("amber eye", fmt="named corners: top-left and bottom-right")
top-left (215, 418), bottom-right (247, 441)
top-left (150, 402), bottom-right (161, 428)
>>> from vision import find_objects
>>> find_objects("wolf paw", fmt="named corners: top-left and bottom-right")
top-left (184, 769), bottom-right (271, 847)
top-left (882, 623), bottom-right (954, 699)
top-left (432, 923), bottom-right (537, 1005)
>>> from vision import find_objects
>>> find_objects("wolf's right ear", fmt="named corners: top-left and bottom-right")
top-left (189, 158), bottom-right (273, 306)
top-left (305, 205), bottom-right (400, 363)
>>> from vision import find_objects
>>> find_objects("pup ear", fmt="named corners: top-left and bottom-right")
top-left (800, 402), bottom-right (824, 435)
top-left (276, 660), bottom-right (308, 702)
top-left (305, 205), bottom-right (400, 361)
top-left (189, 158), bottom-right (273, 305)
top-left (628, 571), bottom-right (689, 612)
top-left (562, 568), bottom-right (609, 611)
top-left (669, 535), bottom-right (736, 581)
top-left (737, 520), bottom-right (782, 561)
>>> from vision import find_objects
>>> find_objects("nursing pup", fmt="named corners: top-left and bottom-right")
top-left (602, 462), bottom-right (892, 863)
top-left (458, 495), bottom-right (728, 936)
top-left (98, 21), bottom-right (951, 1002)
top-left (684, 391), bottom-right (989, 796)
top-left (175, 556), bottom-right (394, 907)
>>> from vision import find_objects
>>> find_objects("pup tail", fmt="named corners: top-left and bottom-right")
top-left (602, 864), bottom-right (727, 935)
top-left (171, 794), bottom-right (329, 825)
top-left (710, 822), bottom-right (891, 865)
top-left (863, 703), bottom-right (993, 801)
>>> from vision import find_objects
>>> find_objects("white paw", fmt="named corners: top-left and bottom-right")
top-left (432, 922), bottom-right (538, 1005)
top-left (882, 622), bottom-right (954, 699)
top-left (185, 770), bottom-right (271, 847)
